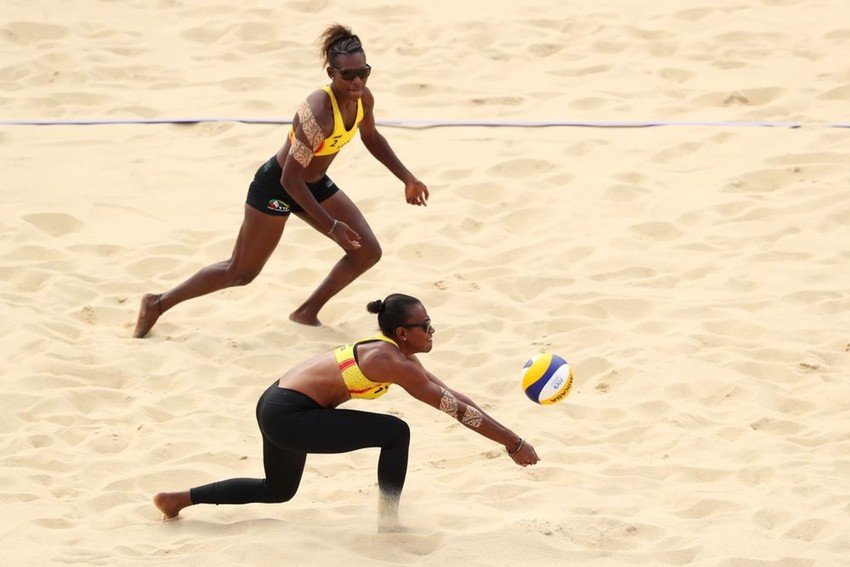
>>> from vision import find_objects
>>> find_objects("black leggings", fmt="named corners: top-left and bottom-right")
top-left (190, 384), bottom-right (410, 506)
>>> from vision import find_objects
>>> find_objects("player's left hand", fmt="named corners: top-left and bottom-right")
top-left (404, 178), bottom-right (429, 206)
top-left (508, 440), bottom-right (540, 467)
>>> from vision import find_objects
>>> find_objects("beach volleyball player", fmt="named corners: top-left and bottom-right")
top-left (153, 294), bottom-right (539, 532)
top-left (133, 24), bottom-right (428, 338)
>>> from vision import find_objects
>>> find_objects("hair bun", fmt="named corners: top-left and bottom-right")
top-left (366, 299), bottom-right (384, 314)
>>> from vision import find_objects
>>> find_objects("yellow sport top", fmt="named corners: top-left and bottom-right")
top-left (287, 85), bottom-right (364, 157)
top-left (334, 334), bottom-right (397, 400)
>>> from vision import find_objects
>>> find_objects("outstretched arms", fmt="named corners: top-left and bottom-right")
top-left (393, 356), bottom-right (540, 467)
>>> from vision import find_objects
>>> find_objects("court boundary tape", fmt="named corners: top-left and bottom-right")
top-left (0, 117), bottom-right (848, 128)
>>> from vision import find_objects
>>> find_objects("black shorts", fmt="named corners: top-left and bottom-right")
top-left (245, 156), bottom-right (340, 216)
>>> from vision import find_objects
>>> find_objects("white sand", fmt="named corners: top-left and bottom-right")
top-left (2, 1), bottom-right (849, 565)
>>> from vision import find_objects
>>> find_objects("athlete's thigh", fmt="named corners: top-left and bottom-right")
top-left (293, 407), bottom-right (403, 454)
top-left (231, 204), bottom-right (289, 269)
top-left (262, 435), bottom-right (307, 487)
top-left (295, 190), bottom-right (378, 247)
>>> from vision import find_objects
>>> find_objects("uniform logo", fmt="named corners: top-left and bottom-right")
top-left (267, 199), bottom-right (291, 212)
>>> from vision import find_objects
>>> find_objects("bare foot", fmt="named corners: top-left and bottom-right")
top-left (133, 293), bottom-right (162, 338)
top-left (153, 491), bottom-right (192, 519)
top-left (289, 308), bottom-right (322, 327)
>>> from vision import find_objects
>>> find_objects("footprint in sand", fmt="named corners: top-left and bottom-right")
top-left (469, 96), bottom-right (524, 106)
top-left (527, 43), bottom-right (563, 58)
top-left (1, 21), bottom-right (67, 44)
top-left (722, 169), bottom-right (791, 195)
top-left (818, 83), bottom-right (850, 101)
top-left (672, 7), bottom-right (715, 21)
top-left (486, 158), bottom-right (556, 178)
top-left (659, 67), bottom-right (695, 83)
top-left (22, 213), bottom-right (83, 238)
top-left (628, 221), bottom-right (683, 242)
top-left (432, 273), bottom-right (480, 293)
top-left (602, 184), bottom-right (651, 203)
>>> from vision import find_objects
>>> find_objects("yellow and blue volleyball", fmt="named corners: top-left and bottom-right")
top-left (521, 353), bottom-right (573, 405)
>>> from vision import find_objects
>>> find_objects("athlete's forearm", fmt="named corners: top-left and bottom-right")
top-left (362, 132), bottom-right (414, 182)
top-left (450, 390), bottom-right (508, 433)
top-left (438, 388), bottom-right (520, 448)
top-left (280, 169), bottom-right (335, 232)
top-left (463, 405), bottom-right (521, 448)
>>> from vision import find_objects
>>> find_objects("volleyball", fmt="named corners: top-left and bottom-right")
top-left (521, 353), bottom-right (573, 404)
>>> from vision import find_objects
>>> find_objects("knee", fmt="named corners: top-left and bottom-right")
top-left (234, 272), bottom-right (261, 286)
top-left (387, 416), bottom-right (410, 447)
top-left (370, 244), bottom-right (383, 267)
top-left (263, 480), bottom-right (298, 504)
top-left (226, 264), bottom-right (262, 286)
top-left (351, 240), bottom-right (382, 270)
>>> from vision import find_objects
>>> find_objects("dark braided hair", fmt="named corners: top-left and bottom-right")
top-left (319, 24), bottom-right (364, 68)
top-left (367, 293), bottom-right (422, 338)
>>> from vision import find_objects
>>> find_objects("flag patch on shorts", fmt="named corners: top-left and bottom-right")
top-left (267, 199), bottom-right (290, 212)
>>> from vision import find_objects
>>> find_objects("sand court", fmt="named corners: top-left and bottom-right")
top-left (3, 1), bottom-right (850, 565)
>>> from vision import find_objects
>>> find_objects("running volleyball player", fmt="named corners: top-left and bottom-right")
top-left (133, 24), bottom-right (428, 337)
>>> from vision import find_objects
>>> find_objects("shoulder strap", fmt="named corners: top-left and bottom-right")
top-left (357, 333), bottom-right (398, 349)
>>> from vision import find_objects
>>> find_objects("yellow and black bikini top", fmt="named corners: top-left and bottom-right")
top-left (289, 85), bottom-right (364, 157)
top-left (334, 334), bottom-right (396, 400)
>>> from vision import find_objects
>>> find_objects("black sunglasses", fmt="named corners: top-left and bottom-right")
top-left (332, 64), bottom-right (371, 81)
top-left (399, 318), bottom-right (431, 332)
